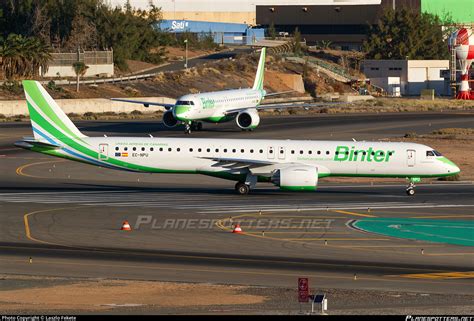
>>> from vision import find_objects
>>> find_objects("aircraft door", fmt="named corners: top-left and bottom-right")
top-left (407, 149), bottom-right (416, 167)
top-left (99, 144), bottom-right (108, 160)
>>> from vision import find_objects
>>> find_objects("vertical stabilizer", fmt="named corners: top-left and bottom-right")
top-left (22, 80), bottom-right (86, 142)
top-left (252, 47), bottom-right (266, 90)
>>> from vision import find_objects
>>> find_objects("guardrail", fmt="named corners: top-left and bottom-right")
top-left (0, 72), bottom-right (161, 87)
top-left (282, 54), bottom-right (355, 83)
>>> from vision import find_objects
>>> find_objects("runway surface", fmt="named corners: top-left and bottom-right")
top-left (0, 112), bottom-right (473, 296)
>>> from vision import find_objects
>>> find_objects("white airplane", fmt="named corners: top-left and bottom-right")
top-left (111, 47), bottom-right (336, 134)
top-left (16, 81), bottom-right (460, 195)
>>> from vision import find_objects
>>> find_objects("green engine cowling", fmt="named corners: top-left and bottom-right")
top-left (271, 166), bottom-right (318, 191)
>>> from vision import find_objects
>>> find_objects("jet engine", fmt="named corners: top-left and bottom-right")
top-left (271, 166), bottom-right (318, 191)
top-left (236, 109), bottom-right (260, 130)
top-left (162, 110), bottom-right (180, 128)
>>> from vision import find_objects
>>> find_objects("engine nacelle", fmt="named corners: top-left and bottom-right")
top-left (162, 110), bottom-right (180, 128)
top-left (271, 166), bottom-right (318, 191)
top-left (236, 109), bottom-right (260, 130)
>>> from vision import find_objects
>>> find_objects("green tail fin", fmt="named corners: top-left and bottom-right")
top-left (22, 80), bottom-right (86, 141)
top-left (252, 47), bottom-right (266, 90)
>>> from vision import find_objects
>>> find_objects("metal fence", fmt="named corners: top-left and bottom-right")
top-left (50, 50), bottom-right (113, 66)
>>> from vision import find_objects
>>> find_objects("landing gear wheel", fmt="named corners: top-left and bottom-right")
top-left (184, 123), bottom-right (192, 134)
top-left (235, 182), bottom-right (250, 195)
top-left (406, 181), bottom-right (416, 196)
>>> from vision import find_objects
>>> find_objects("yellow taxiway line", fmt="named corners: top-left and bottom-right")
top-left (16, 160), bottom-right (65, 179)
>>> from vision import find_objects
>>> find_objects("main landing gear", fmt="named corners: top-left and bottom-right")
top-left (235, 182), bottom-right (250, 195)
top-left (184, 121), bottom-right (203, 134)
top-left (235, 174), bottom-right (257, 195)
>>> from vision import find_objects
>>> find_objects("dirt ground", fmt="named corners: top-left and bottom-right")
top-left (0, 276), bottom-right (265, 312)
top-left (1, 275), bottom-right (473, 314)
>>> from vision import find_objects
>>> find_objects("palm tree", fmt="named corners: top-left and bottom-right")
top-left (72, 61), bottom-right (88, 92)
top-left (0, 34), bottom-right (51, 79)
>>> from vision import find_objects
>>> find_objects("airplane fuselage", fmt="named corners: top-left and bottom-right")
top-left (35, 136), bottom-right (460, 182)
top-left (173, 88), bottom-right (265, 123)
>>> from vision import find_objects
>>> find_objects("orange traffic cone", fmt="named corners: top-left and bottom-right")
top-left (232, 224), bottom-right (242, 234)
top-left (121, 220), bottom-right (132, 231)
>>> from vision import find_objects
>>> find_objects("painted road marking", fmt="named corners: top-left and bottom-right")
top-left (3, 191), bottom-right (460, 215)
top-left (391, 271), bottom-right (474, 280)
top-left (279, 238), bottom-right (390, 241)
top-left (412, 215), bottom-right (474, 219)
top-left (351, 218), bottom-right (474, 247)
top-left (199, 204), bottom-right (474, 214)
top-left (332, 210), bottom-right (376, 218)
top-left (244, 232), bottom-right (350, 234)
top-left (2, 257), bottom-right (473, 287)
top-left (425, 253), bottom-right (474, 256)
top-left (20, 207), bottom-right (444, 273)
top-left (16, 160), bottom-right (66, 179)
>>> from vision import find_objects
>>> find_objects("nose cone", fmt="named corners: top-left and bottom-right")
top-left (173, 105), bottom-right (191, 121)
top-left (439, 157), bottom-right (461, 175)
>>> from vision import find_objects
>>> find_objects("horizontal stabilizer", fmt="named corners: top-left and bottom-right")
top-left (14, 137), bottom-right (62, 150)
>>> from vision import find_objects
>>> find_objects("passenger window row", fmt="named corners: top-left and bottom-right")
top-left (114, 146), bottom-right (340, 155)
top-left (291, 150), bottom-right (331, 155)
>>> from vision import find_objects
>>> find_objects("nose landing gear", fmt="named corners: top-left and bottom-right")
top-left (184, 121), bottom-right (203, 134)
top-left (184, 123), bottom-right (192, 134)
top-left (405, 177), bottom-right (420, 196)
top-left (406, 182), bottom-right (416, 196)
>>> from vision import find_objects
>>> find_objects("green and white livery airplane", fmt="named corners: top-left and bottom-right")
top-left (111, 47), bottom-right (334, 134)
top-left (16, 81), bottom-right (460, 195)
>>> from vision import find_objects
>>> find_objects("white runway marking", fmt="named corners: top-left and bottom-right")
top-left (0, 191), bottom-right (473, 213)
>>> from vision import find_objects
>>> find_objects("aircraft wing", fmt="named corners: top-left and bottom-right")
top-left (264, 90), bottom-right (295, 97)
top-left (224, 102), bottom-right (346, 115)
top-left (111, 98), bottom-right (175, 109)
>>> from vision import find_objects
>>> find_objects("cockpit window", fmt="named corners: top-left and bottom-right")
top-left (176, 100), bottom-right (194, 105)
top-left (427, 150), bottom-right (442, 157)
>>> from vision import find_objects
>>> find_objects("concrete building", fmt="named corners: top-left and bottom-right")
top-left (361, 60), bottom-right (450, 96)
top-left (111, 0), bottom-right (473, 49)
top-left (41, 51), bottom-right (114, 78)
top-left (157, 20), bottom-right (265, 45)
top-left (111, 0), bottom-right (383, 25)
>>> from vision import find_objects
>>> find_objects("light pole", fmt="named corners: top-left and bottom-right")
top-left (184, 39), bottom-right (188, 69)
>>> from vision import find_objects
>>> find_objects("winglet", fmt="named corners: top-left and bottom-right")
top-left (252, 47), bottom-right (266, 90)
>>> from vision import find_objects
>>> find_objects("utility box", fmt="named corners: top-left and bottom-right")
top-left (388, 77), bottom-right (401, 97)
top-left (420, 89), bottom-right (435, 100)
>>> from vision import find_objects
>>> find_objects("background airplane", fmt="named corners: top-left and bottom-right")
top-left (112, 48), bottom-right (340, 134)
